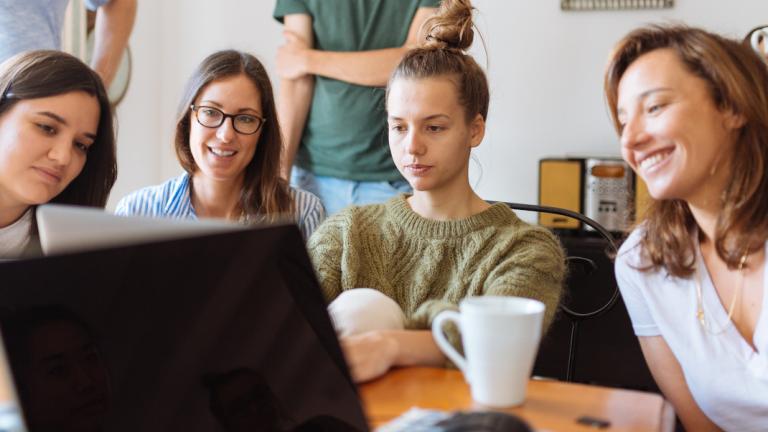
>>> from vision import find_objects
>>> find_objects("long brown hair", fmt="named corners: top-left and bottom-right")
top-left (0, 50), bottom-right (117, 207)
top-left (388, 0), bottom-right (489, 123)
top-left (604, 25), bottom-right (768, 277)
top-left (174, 50), bottom-right (293, 221)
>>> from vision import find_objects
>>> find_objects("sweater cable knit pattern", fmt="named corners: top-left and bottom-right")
top-left (308, 195), bottom-right (566, 349)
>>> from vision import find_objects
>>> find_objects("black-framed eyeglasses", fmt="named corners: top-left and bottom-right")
top-left (190, 105), bottom-right (265, 135)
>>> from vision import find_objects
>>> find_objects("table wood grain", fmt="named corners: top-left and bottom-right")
top-left (360, 367), bottom-right (675, 432)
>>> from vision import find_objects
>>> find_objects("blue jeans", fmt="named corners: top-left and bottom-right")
top-left (291, 166), bottom-right (412, 215)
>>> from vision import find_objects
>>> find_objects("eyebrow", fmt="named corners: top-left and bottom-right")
top-left (637, 87), bottom-right (673, 99)
top-left (617, 87), bottom-right (673, 116)
top-left (388, 114), bottom-right (451, 121)
top-left (37, 111), bottom-right (97, 141)
top-left (37, 111), bottom-right (67, 125)
top-left (199, 100), bottom-right (259, 114)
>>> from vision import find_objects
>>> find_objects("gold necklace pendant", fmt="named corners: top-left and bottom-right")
top-left (697, 308), bottom-right (706, 326)
top-left (695, 252), bottom-right (749, 335)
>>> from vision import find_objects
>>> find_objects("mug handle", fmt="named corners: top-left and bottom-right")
top-left (431, 310), bottom-right (469, 379)
top-left (752, 29), bottom-right (768, 55)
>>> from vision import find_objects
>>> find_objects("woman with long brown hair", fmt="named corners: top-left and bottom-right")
top-left (0, 50), bottom-right (117, 258)
top-left (607, 25), bottom-right (768, 431)
top-left (116, 50), bottom-right (324, 239)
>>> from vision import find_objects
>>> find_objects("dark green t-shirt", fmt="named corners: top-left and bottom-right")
top-left (274, 0), bottom-right (440, 181)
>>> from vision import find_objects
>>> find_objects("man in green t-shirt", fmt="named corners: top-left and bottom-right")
top-left (273, 0), bottom-right (439, 215)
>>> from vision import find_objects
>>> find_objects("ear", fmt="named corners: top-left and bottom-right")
top-left (723, 109), bottom-right (747, 130)
top-left (468, 113), bottom-right (485, 149)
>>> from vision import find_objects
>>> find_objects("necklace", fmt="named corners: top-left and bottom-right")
top-left (695, 253), bottom-right (748, 334)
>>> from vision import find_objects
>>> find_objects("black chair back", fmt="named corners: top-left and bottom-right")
top-left (504, 203), bottom-right (658, 392)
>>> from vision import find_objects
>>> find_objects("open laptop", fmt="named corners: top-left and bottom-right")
top-left (36, 204), bottom-right (245, 255)
top-left (0, 221), bottom-right (368, 431)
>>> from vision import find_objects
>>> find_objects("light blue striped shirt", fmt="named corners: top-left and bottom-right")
top-left (115, 173), bottom-right (325, 240)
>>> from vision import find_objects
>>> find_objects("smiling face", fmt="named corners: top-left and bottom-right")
top-left (386, 76), bottom-right (484, 193)
top-left (189, 74), bottom-right (262, 185)
top-left (0, 92), bottom-right (99, 217)
top-left (617, 48), bottom-right (744, 204)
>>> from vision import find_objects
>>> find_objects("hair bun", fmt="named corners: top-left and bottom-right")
top-left (421, 0), bottom-right (475, 51)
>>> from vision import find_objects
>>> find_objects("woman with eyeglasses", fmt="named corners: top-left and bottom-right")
top-left (0, 50), bottom-right (117, 259)
top-left (116, 50), bottom-right (324, 239)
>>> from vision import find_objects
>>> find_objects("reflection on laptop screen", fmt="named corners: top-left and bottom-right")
top-left (0, 225), bottom-right (368, 431)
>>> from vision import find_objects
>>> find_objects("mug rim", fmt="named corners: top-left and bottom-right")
top-left (459, 295), bottom-right (545, 315)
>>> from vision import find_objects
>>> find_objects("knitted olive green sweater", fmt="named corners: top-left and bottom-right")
top-left (307, 195), bottom-right (566, 345)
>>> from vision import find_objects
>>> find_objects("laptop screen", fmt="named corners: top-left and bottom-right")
top-left (0, 225), bottom-right (367, 431)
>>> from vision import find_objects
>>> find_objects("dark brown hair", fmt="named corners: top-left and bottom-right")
top-left (0, 50), bottom-right (117, 208)
top-left (388, 0), bottom-right (489, 122)
top-left (174, 50), bottom-right (293, 221)
top-left (604, 25), bottom-right (768, 277)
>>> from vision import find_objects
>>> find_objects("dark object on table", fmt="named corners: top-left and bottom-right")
top-left (576, 415), bottom-right (611, 429)
top-left (436, 411), bottom-right (532, 432)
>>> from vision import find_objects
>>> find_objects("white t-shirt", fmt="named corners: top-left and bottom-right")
top-left (0, 209), bottom-right (33, 259)
top-left (615, 228), bottom-right (768, 431)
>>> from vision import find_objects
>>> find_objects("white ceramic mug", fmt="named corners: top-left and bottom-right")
top-left (432, 296), bottom-right (545, 408)
top-left (751, 27), bottom-right (768, 59)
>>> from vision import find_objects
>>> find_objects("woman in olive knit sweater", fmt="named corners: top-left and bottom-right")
top-left (307, 0), bottom-right (566, 383)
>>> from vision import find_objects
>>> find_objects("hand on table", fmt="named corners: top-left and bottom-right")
top-left (340, 330), bottom-right (398, 383)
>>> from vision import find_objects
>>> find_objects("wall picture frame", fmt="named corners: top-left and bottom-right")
top-left (561, 0), bottom-right (674, 11)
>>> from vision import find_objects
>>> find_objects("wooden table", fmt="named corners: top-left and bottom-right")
top-left (360, 367), bottom-right (675, 432)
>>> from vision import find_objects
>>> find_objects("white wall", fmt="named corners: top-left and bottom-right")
top-left (109, 0), bottom-right (162, 208)
top-left (109, 0), bottom-right (768, 215)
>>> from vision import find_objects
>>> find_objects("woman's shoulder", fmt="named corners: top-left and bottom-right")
top-left (289, 186), bottom-right (324, 214)
top-left (115, 174), bottom-right (191, 216)
top-left (330, 200), bottom-right (389, 227)
top-left (490, 206), bottom-right (560, 245)
top-left (613, 225), bottom-right (672, 293)
top-left (309, 199), bottom-right (390, 239)
top-left (615, 225), bottom-right (648, 272)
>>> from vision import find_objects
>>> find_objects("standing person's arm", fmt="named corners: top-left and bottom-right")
top-left (638, 337), bottom-right (722, 431)
top-left (90, 0), bottom-right (137, 87)
top-left (276, 7), bottom-right (436, 87)
top-left (276, 14), bottom-right (315, 180)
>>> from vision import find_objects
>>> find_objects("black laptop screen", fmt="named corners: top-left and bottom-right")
top-left (0, 225), bottom-right (368, 432)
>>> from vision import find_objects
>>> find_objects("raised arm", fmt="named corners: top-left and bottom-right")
top-left (638, 336), bottom-right (722, 431)
top-left (90, 0), bottom-right (137, 88)
top-left (276, 7), bottom-right (436, 87)
top-left (276, 14), bottom-right (315, 179)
